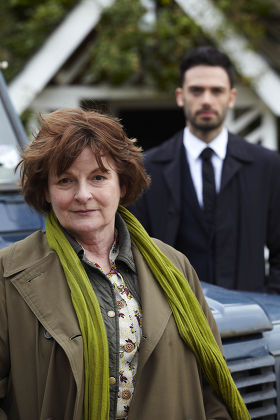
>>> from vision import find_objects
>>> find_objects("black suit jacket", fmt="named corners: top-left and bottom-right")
top-left (129, 130), bottom-right (280, 292)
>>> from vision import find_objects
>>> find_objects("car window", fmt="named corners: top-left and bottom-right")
top-left (0, 71), bottom-right (27, 187)
top-left (0, 98), bottom-right (21, 184)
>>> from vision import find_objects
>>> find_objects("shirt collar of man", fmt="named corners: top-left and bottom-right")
top-left (183, 126), bottom-right (228, 161)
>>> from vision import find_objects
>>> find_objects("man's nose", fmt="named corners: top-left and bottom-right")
top-left (201, 91), bottom-right (214, 106)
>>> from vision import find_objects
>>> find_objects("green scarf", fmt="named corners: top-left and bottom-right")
top-left (46, 207), bottom-right (250, 420)
top-left (46, 211), bottom-right (109, 420)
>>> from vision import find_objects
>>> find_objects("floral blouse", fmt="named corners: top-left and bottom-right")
top-left (93, 239), bottom-right (142, 419)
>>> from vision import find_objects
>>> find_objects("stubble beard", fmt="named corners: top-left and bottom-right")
top-left (190, 118), bottom-right (223, 132)
top-left (186, 107), bottom-right (227, 133)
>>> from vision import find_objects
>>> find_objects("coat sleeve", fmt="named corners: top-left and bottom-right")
top-left (266, 153), bottom-right (280, 293)
top-left (154, 239), bottom-right (232, 419)
top-left (0, 255), bottom-right (9, 419)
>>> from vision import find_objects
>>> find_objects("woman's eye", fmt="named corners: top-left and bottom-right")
top-left (93, 175), bottom-right (105, 181)
top-left (58, 178), bottom-right (72, 184)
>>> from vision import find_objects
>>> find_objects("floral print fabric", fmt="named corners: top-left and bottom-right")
top-left (93, 239), bottom-right (142, 419)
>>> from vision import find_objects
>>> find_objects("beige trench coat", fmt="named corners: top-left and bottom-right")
top-left (0, 231), bottom-right (232, 420)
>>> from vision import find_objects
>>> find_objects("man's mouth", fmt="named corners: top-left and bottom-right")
top-left (197, 109), bottom-right (216, 118)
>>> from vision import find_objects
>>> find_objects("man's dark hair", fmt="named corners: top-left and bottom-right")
top-left (179, 46), bottom-right (235, 87)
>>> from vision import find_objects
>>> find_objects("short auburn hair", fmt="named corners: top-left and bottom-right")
top-left (18, 108), bottom-right (150, 213)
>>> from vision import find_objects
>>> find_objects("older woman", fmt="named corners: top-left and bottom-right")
top-left (0, 109), bottom-right (248, 420)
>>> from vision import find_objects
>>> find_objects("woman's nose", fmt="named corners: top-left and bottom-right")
top-left (74, 183), bottom-right (92, 202)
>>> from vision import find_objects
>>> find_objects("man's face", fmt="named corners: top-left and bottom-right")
top-left (176, 65), bottom-right (236, 141)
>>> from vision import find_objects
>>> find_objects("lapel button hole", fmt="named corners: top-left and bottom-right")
top-left (70, 334), bottom-right (82, 340)
top-left (27, 273), bottom-right (42, 283)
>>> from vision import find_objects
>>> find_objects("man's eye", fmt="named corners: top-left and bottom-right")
top-left (190, 87), bottom-right (203, 95)
top-left (212, 88), bottom-right (223, 94)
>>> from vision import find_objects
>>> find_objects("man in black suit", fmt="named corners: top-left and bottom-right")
top-left (129, 46), bottom-right (280, 293)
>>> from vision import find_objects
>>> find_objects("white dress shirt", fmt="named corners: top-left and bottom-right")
top-left (183, 127), bottom-right (228, 207)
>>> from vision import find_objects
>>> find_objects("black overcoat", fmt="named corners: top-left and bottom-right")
top-left (129, 131), bottom-right (280, 292)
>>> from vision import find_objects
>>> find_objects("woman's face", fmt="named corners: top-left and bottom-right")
top-left (46, 147), bottom-right (125, 241)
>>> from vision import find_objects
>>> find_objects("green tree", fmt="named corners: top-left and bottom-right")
top-left (80, 0), bottom-right (278, 91)
top-left (0, 0), bottom-right (278, 90)
top-left (0, 0), bottom-right (76, 81)
top-left (83, 0), bottom-right (209, 90)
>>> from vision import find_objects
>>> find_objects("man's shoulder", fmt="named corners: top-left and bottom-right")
top-left (228, 132), bottom-right (280, 163)
top-left (144, 130), bottom-right (184, 162)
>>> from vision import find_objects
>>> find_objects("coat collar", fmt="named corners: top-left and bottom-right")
top-left (147, 130), bottom-right (183, 163)
top-left (131, 242), bottom-right (172, 373)
top-left (147, 131), bottom-right (184, 211)
top-left (221, 132), bottom-right (254, 191)
top-left (148, 131), bottom-right (209, 233)
top-left (149, 130), bottom-right (254, 163)
top-left (227, 132), bottom-right (255, 162)
top-left (147, 130), bottom-right (255, 233)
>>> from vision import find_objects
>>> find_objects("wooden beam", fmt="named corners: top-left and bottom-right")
top-left (9, 0), bottom-right (114, 114)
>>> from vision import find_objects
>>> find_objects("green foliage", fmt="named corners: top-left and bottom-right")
top-left (214, 0), bottom-right (274, 42)
top-left (0, 0), bottom-right (76, 81)
top-left (84, 0), bottom-right (209, 91)
top-left (0, 0), bottom-right (278, 91)
top-left (85, 0), bottom-right (146, 85)
top-left (82, 0), bottom-right (277, 91)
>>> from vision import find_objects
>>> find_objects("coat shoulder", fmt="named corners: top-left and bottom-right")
top-left (144, 130), bottom-right (184, 163)
top-left (0, 231), bottom-right (52, 277)
top-left (228, 132), bottom-right (280, 164)
top-left (151, 238), bottom-right (201, 291)
top-left (152, 237), bottom-right (190, 266)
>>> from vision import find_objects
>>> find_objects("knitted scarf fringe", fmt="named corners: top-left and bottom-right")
top-left (46, 207), bottom-right (250, 420)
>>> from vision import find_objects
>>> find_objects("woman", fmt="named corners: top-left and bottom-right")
top-left (0, 109), bottom-right (249, 420)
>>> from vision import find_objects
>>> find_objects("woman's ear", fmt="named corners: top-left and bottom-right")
top-left (45, 189), bottom-right (50, 204)
top-left (120, 184), bottom-right (126, 199)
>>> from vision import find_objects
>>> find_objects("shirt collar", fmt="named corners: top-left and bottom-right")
top-left (183, 126), bottom-right (228, 160)
top-left (61, 213), bottom-right (136, 273)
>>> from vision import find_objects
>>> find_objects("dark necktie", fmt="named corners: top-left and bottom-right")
top-left (200, 147), bottom-right (216, 229)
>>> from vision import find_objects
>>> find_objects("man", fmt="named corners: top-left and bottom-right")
top-left (129, 46), bottom-right (280, 293)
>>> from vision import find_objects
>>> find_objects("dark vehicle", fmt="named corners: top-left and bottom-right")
top-left (0, 70), bottom-right (44, 247)
top-left (203, 282), bottom-right (280, 420)
top-left (1, 70), bottom-right (279, 420)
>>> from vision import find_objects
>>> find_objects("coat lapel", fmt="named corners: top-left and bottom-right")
top-left (221, 133), bottom-right (254, 192)
top-left (161, 132), bottom-right (183, 212)
top-left (131, 243), bottom-right (172, 373)
top-left (157, 131), bottom-right (207, 233)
